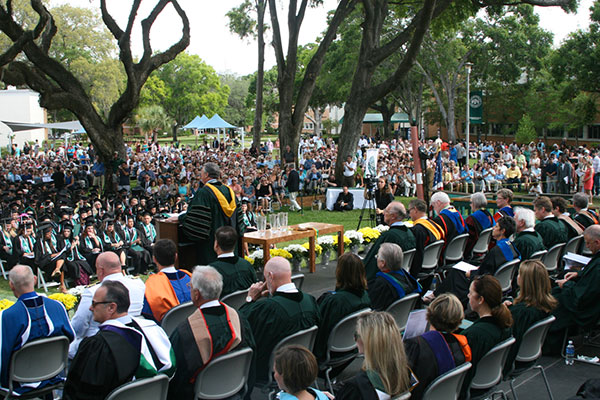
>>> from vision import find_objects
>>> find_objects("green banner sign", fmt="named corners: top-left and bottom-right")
top-left (469, 90), bottom-right (483, 124)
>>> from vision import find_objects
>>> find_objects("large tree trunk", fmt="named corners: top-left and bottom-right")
top-left (313, 107), bottom-right (322, 136)
top-left (335, 101), bottom-right (370, 182)
top-left (253, 0), bottom-right (266, 149)
top-left (172, 123), bottom-right (178, 143)
top-left (447, 92), bottom-right (456, 142)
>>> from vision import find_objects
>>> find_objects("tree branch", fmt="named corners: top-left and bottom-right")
top-left (268, 0), bottom-right (286, 76)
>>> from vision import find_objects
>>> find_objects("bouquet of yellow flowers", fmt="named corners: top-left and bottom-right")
top-left (0, 299), bottom-right (14, 311)
top-left (49, 293), bottom-right (78, 311)
top-left (301, 242), bottom-right (322, 256)
top-left (270, 248), bottom-right (293, 259)
top-left (332, 234), bottom-right (351, 251)
top-left (358, 227), bottom-right (381, 244)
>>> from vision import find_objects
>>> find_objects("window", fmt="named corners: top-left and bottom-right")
top-left (589, 125), bottom-right (600, 139)
top-left (568, 127), bottom-right (583, 138)
top-left (546, 128), bottom-right (564, 138)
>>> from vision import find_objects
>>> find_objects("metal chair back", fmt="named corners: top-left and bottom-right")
top-left (386, 293), bottom-right (420, 332)
top-left (422, 362), bottom-right (472, 400)
top-left (105, 374), bottom-right (169, 400)
top-left (541, 243), bottom-right (566, 273)
top-left (529, 250), bottom-right (547, 260)
top-left (194, 347), bottom-right (254, 400)
top-left (221, 289), bottom-right (250, 309)
top-left (470, 337), bottom-right (516, 391)
top-left (422, 240), bottom-right (445, 273)
top-left (471, 227), bottom-right (494, 255)
top-left (443, 233), bottom-right (469, 264)
top-left (402, 249), bottom-right (416, 272)
top-left (494, 258), bottom-right (521, 293)
top-left (161, 301), bottom-right (196, 336)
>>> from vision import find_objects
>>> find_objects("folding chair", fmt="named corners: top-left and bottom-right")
top-left (37, 269), bottom-right (60, 293)
top-left (529, 250), bottom-right (547, 260)
top-left (258, 326), bottom-right (318, 399)
top-left (443, 233), bottom-right (470, 266)
top-left (401, 248), bottom-right (416, 272)
top-left (194, 347), bottom-right (254, 399)
top-left (471, 227), bottom-right (494, 260)
top-left (386, 293), bottom-right (420, 332)
top-left (161, 301), bottom-right (196, 336)
top-left (422, 362), bottom-right (472, 400)
top-left (319, 309), bottom-right (371, 393)
top-left (221, 289), bottom-right (250, 309)
top-left (0, 259), bottom-right (7, 280)
top-left (493, 259), bottom-right (521, 293)
top-left (508, 316), bottom-right (556, 400)
top-left (541, 243), bottom-right (566, 275)
top-left (291, 273), bottom-right (305, 290)
top-left (563, 235), bottom-right (583, 257)
top-left (469, 337), bottom-right (516, 400)
top-left (0, 336), bottom-right (70, 400)
top-left (105, 374), bottom-right (169, 400)
top-left (417, 240), bottom-right (445, 281)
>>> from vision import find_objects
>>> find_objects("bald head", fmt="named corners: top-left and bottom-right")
top-left (264, 256), bottom-right (292, 293)
top-left (385, 201), bottom-right (407, 223)
top-left (96, 251), bottom-right (122, 280)
top-left (9, 265), bottom-right (35, 297)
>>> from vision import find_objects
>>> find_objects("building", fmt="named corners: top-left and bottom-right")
top-left (0, 88), bottom-right (47, 149)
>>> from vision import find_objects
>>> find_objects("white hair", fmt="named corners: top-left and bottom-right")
top-left (514, 207), bottom-right (535, 229)
top-left (431, 192), bottom-right (450, 206)
top-left (192, 265), bottom-right (223, 300)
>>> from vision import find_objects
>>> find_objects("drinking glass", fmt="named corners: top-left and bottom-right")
top-left (257, 215), bottom-right (267, 235)
top-left (280, 212), bottom-right (288, 232)
top-left (270, 213), bottom-right (280, 233)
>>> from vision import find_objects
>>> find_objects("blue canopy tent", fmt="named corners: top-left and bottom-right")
top-left (182, 115), bottom-right (209, 130)
top-left (204, 114), bottom-right (237, 144)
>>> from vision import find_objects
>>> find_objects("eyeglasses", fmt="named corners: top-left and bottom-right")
top-left (91, 300), bottom-right (113, 308)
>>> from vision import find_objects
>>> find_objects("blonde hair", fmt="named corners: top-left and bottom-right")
top-left (514, 260), bottom-right (558, 313)
top-left (427, 293), bottom-right (464, 332)
top-left (356, 312), bottom-right (410, 396)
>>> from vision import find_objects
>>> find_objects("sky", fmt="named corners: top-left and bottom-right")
top-left (58, 0), bottom-right (595, 76)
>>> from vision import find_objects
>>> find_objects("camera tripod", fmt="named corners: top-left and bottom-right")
top-left (357, 190), bottom-right (377, 230)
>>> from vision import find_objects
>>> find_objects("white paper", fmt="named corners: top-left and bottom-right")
top-left (564, 176), bottom-right (569, 184)
top-left (563, 252), bottom-right (591, 270)
top-left (452, 261), bottom-right (479, 273)
top-left (403, 309), bottom-right (429, 340)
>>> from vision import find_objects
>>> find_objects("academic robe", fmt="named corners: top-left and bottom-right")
top-left (240, 291), bottom-right (320, 381)
top-left (405, 331), bottom-right (469, 400)
top-left (465, 209), bottom-right (496, 257)
top-left (79, 234), bottom-right (103, 271)
top-left (210, 256), bottom-right (257, 298)
top-left (574, 210), bottom-right (598, 229)
top-left (460, 316), bottom-right (511, 399)
top-left (435, 239), bottom-right (519, 306)
top-left (557, 215), bottom-right (583, 240)
top-left (64, 317), bottom-right (176, 400)
top-left (180, 181), bottom-right (245, 265)
top-left (363, 225), bottom-right (416, 281)
top-left (494, 206), bottom-right (514, 222)
top-left (0, 292), bottom-right (74, 395)
top-left (504, 303), bottom-right (549, 376)
top-left (434, 207), bottom-right (467, 245)
top-left (314, 289), bottom-right (370, 361)
top-left (167, 304), bottom-right (256, 400)
top-left (410, 218), bottom-right (445, 277)
top-left (34, 236), bottom-right (65, 279)
top-left (123, 226), bottom-right (152, 275)
top-left (512, 230), bottom-right (545, 261)
top-left (367, 270), bottom-right (421, 311)
top-left (139, 222), bottom-right (157, 254)
top-left (0, 229), bottom-right (17, 269)
top-left (101, 229), bottom-right (125, 259)
top-left (13, 235), bottom-right (37, 272)
top-left (551, 251), bottom-right (600, 331)
top-left (534, 217), bottom-right (568, 249)
top-left (142, 269), bottom-right (193, 322)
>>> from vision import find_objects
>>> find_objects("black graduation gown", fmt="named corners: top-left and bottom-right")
top-left (210, 256), bottom-right (257, 298)
top-left (0, 230), bottom-right (17, 269)
top-left (410, 221), bottom-right (441, 277)
top-left (13, 235), bottom-right (37, 273)
top-left (79, 234), bottom-right (103, 271)
top-left (64, 330), bottom-right (140, 400)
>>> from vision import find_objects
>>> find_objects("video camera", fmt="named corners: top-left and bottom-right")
top-left (364, 174), bottom-right (378, 193)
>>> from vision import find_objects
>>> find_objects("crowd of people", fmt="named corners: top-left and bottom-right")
top-left (1, 134), bottom-right (600, 399)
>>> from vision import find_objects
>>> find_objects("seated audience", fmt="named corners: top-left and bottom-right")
top-left (0, 265), bottom-right (74, 396)
top-left (504, 260), bottom-right (557, 375)
top-left (513, 207), bottom-right (545, 261)
top-left (368, 243), bottom-right (421, 311)
top-left (431, 191), bottom-right (467, 245)
top-left (464, 192), bottom-right (496, 258)
top-left (168, 266), bottom-right (256, 399)
top-left (572, 192), bottom-right (599, 229)
top-left (337, 311), bottom-right (416, 400)
top-left (461, 275), bottom-right (512, 399)
top-left (408, 199), bottom-right (445, 277)
top-left (363, 201), bottom-right (416, 280)
top-left (273, 345), bottom-right (331, 400)
top-left (494, 189), bottom-right (514, 221)
top-left (405, 293), bottom-right (472, 400)
top-left (534, 196), bottom-right (568, 249)
top-left (142, 239), bottom-right (192, 322)
top-left (240, 257), bottom-right (320, 382)
top-left (65, 281), bottom-right (175, 400)
top-left (552, 196), bottom-right (583, 240)
top-left (314, 252), bottom-right (371, 361)
top-left (209, 226), bottom-right (257, 298)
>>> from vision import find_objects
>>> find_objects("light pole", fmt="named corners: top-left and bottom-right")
top-left (465, 62), bottom-right (473, 166)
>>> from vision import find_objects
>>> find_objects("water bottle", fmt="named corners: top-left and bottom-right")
top-left (565, 340), bottom-right (575, 365)
top-left (430, 276), bottom-right (438, 291)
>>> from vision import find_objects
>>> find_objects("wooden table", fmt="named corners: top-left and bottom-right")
top-left (243, 222), bottom-right (344, 273)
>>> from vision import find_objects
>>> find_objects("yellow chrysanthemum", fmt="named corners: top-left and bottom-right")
top-left (0, 299), bottom-right (14, 311)
top-left (270, 248), bottom-right (293, 259)
top-left (245, 256), bottom-right (255, 265)
top-left (301, 242), bottom-right (322, 256)
top-left (48, 293), bottom-right (78, 311)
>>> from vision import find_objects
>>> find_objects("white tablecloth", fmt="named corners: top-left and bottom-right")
top-left (326, 188), bottom-right (366, 211)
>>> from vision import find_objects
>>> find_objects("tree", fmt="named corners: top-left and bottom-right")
top-left (515, 113), bottom-right (536, 144)
top-left (220, 73), bottom-right (252, 128)
top-left (134, 104), bottom-right (172, 143)
top-left (0, 0), bottom-right (190, 193)
top-left (227, 0), bottom-right (267, 149)
top-left (268, 0), bottom-right (359, 161)
top-left (141, 52), bottom-right (230, 141)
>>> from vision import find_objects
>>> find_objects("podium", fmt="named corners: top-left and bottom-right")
top-left (155, 219), bottom-right (197, 271)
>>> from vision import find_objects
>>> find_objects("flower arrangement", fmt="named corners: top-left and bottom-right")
top-left (374, 224), bottom-right (390, 233)
top-left (270, 248), bottom-right (293, 259)
top-left (317, 236), bottom-right (335, 252)
top-left (332, 234), bottom-right (351, 251)
top-left (67, 286), bottom-right (85, 299)
top-left (49, 293), bottom-right (78, 311)
top-left (344, 230), bottom-right (364, 247)
top-left (0, 299), bottom-right (14, 311)
top-left (246, 249), bottom-right (265, 270)
top-left (284, 244), bottom-right (308, 260)
top-left (358, 227), bottom-right (381, 244)
top-left (301, 242), bottom-right (322, 256)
